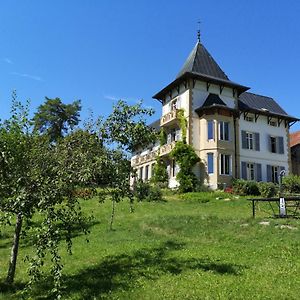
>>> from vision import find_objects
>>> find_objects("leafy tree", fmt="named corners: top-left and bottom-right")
top-left (102, 100), bottom-right (157, 152)
top-left (33, 97), bottom-right (81, 142)
top-left (0, 99), bottom-right (102, 297)
top-left (100, 100), bottom-right (156, 229)
top-left (170, 141), bottom-right (200, 193)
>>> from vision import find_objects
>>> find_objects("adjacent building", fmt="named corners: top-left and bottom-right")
top-left (290, 131), bottom-right (300, 175)
top-left (131, 39), bottom-right (298, 189)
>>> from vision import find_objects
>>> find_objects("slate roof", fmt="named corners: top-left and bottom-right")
top-left (202, 93), bottom-right (226, 107)
top-left (238, 92), bottom-right (297, 120)
top-left (153, 42), bottom-right (249, 100)
top-left (149, 119), bottom-right (160, 132)
top-left (176, 42), bottom-right (229, 80)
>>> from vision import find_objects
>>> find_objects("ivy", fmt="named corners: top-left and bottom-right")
top-left (159, 128), bottom-right (167, 146)
top-left (177, 109), bottom-right (187, 143)
top-left (170, 141), bottom-right (200, 193)
top-left (151, 156), bottom-right (169, 186)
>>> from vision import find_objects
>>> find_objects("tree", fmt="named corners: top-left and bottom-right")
top-left (99, 100), bottom-right (157, 229)
top-left (0, 98), bottom-right (102, 297)
top-left (102, 100), bottom-right (157, 152)
top-left (33, 97), bottom-right (81, 142)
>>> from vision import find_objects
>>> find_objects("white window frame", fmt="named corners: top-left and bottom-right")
top-left (246, 132), bottom-right (254, 150)
top-left (247, 162), bottom-right (255, 180)
top-left (219, 121), bottom-right (230, 141)
top-left (219, 154), bottom-right (231, 175)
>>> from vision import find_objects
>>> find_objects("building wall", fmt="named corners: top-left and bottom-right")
top-left (239, 113), bottom-right (289, 181)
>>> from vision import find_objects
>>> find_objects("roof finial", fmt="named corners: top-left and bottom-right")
top-left (197, 20), bottom-right (201, 42)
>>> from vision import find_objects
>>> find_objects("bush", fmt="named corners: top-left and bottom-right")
top-left (179, 192), bottom-right (210, 203)
top-left (232, 179), bottom-right (260, 196)
top-left (134, 179), bottom-right (151, 202)
top-left (146, 185), bottom-right (163, 202)
top-left (258, 182), bottom-right (278, 198)
top-left (282, 175), bottom-right (300, 194)
top-left (134, 180), bottom-right (163, 202)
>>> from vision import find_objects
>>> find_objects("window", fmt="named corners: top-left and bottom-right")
top-left (269, 120), bottom-right (277, 127)
top-left (245, 116), bottom-right (254, 122)
top-left (145, 165), bottom-right (149, 180)
top-left (269, 136), bottom-right (284, 154)
top-left (247, 163), bottom-right (255, 180)
top-left (272, 166), bottom-right (278, 183)
top-left (207, 120), bottom-right (214, 140)
top-left (207, 153), bottom-right (214, 174)
top-left (171, 160), bottom-right (177, 177)
top-left (270, 136), bottom-right (276, 153)
top-left (151, 163), bottom-right (155, 177)
top-left (241, 131), bottom-right (260, 151)
top-left (139, 167), bottom-right (143, 180)
top-left (220, 154), bottom-right (231, 175)
top-left (219, 121), bottom-right (229, 141)
top-left (246, 132), bottom-right (254, 150)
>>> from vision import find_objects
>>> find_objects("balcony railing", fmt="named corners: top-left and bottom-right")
top-left (160, 109), bottom-right (179, 127)
top-left (159, 141), bottom-right (176, 156)
top-left (131, 150), bottom-right (159, 166)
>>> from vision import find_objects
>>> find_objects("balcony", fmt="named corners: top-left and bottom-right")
top-left (160, 109), bottom-right (180, 127)
top-left (131, 150), bottom-right (158, 166)
top-left (159, 141), bottom-right (176, 156)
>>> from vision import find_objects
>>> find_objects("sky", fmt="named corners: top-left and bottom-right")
top-left (0, 0), bottom-right (300, 131)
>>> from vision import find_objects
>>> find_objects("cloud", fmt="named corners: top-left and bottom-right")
top-left (103, 94), bottom-right (141, 103)
top-left (3, 57), bottom-right (13, 64)
top-left (10, 72), bottom-right (44, 82)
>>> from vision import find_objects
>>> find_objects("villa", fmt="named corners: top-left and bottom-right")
top-left (131, 38), bottom-right (298, 189)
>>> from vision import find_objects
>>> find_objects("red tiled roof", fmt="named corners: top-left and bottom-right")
top-left (290, 131), bottom-right (300, 147)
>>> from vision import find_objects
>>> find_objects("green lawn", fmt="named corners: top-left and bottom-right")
top-left (0, 191), bottom-right (299, 299)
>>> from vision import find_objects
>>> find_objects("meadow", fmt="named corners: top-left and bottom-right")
top-left (0, 191), bottom-right (299, 299)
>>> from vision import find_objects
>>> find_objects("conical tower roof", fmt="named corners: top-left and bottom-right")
top-left (176, 42), bottom-right (229, 80)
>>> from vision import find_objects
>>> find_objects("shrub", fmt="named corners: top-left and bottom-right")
top-left (232, 179), bottom-right (259, 196)
top-left (134, 180), bottom-right (163, 202)
top-left (180, 192), bottom-right (210, 203)
top-left (282, 175), bottom-right (300, 194)
top-left (146, 185), bottom-right (163, 202)
top-left (134, 179), bottom-right (151, 202)
top-left (258, 182), bottom-right (278, 198)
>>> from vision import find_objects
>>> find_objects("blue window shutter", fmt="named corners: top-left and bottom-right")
top-left (267, 165), bottom-right (272, 182)
top-left (255, 133), bottom-right (260, 151)
top-left (278, 136), bottom-right (284, 154)
top-left (256, 163), bottom-right (262, 181)
top-left (225, 122), bottom-right (229, 140)
top-left (241, 162), bottom-right (247, 179)
top-left (207, 121), bottom-right (214, 140)
top-left (207, 153), bottom-right (214, 174)
top-left (241, 131), bottom-right (247, 149)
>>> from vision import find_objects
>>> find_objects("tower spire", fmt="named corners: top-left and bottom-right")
top-left (197, 20), bottom-right (201, 42)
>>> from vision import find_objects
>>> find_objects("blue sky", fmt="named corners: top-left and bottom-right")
top-left (0, 0), bottom-right (300, 131)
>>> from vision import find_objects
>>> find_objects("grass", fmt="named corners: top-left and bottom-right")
top-left (0, 191), bottom-right (299, 299)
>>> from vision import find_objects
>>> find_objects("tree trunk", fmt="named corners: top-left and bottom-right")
top-left (6, 213), bottom-right (23, 284)
top-left (109, 199), bottom-right (116, 231)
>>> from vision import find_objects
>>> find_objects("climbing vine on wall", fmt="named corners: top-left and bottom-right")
top-left (170, 141), bottom-right (200, 193)
top-left (151, 156), bottom-right (169, 186)
top-left (177, 109), bottom-right (187, 143)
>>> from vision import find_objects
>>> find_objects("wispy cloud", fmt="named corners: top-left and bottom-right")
top-left (10, 71), bottom-right (44, 82)
top-left (103, 94), bottom-right (141, 103)
top-left (3, 57), bottom-right (13, 64)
